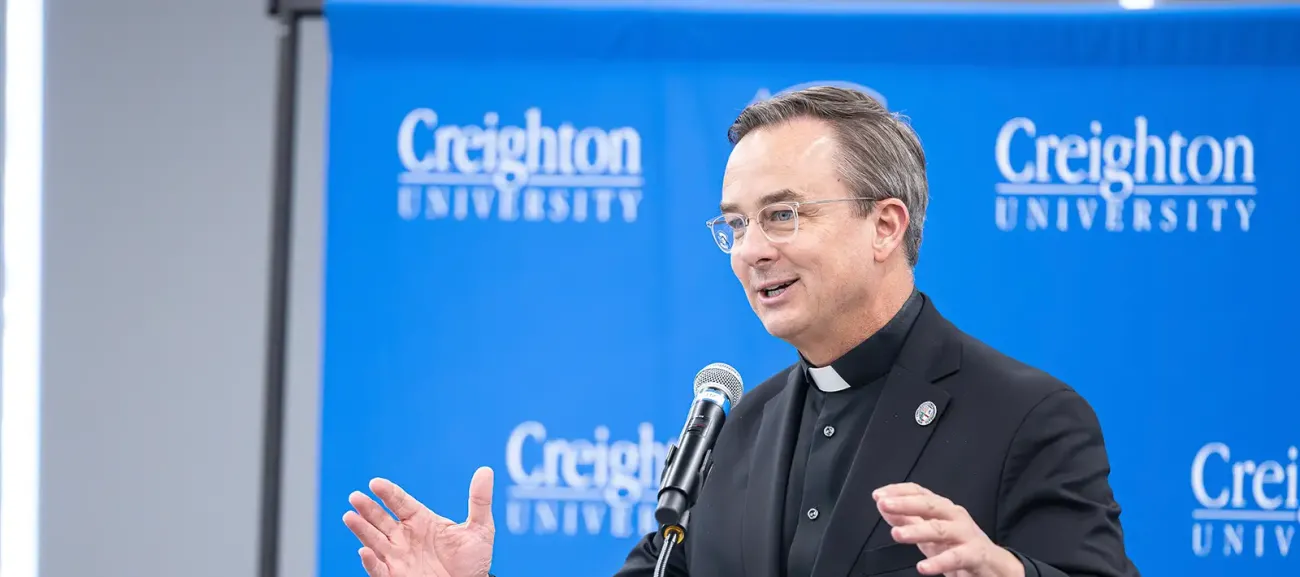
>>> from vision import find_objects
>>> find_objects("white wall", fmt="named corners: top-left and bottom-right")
top-left (40, 1), bottom-right (327, 575)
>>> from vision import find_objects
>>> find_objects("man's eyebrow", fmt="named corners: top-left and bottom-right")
top-left (719, 188), bottom-right (804, 213)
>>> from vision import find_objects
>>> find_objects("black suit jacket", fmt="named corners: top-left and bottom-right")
top-left (612, 297), bottom-right (1139, 577)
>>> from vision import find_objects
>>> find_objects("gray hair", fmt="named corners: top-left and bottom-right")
top-left (727, 86), bottom-right (929, 267)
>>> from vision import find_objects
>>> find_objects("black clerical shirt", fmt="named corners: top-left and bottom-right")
top-left (780, 289), bottom-right (924, 577)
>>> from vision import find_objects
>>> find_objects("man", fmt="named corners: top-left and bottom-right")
top-left (341, 86), bottom-right (1140, 577)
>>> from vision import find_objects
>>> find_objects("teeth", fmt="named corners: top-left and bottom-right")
top-left (762, 281), bottom-right (794, 298)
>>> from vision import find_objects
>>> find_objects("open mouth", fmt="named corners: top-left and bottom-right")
top-left (759, 279), bottom-right (798, 299)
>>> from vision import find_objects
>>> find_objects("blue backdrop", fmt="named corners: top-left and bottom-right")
top-left (317, 2), bottom-right (1300, 576)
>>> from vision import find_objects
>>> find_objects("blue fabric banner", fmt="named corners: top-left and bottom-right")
top-left (317, 2), bottom-right (1300, 576)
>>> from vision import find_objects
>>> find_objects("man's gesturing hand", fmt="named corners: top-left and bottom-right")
top-left (874, 483), bottom-right (1024, 577)
top-left (343, 466), bottom-right (496, 577)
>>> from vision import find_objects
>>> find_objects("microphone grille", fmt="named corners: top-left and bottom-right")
top-left (694, 362), bottom-right (744, 405)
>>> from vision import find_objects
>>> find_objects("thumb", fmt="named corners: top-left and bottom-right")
top-left (466, 466), bottom-right (495, 531)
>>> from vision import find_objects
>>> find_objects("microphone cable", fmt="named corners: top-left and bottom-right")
top-left (654, 523), bottom-right (684, 577)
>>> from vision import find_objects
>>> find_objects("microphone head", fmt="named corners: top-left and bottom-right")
top-left (693, 362), bottom-right (744, 406)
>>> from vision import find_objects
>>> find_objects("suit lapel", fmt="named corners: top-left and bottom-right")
top-left (810, 298), bottom-right (962, 577)
top-left (741, 367), bottom-right (806, 577)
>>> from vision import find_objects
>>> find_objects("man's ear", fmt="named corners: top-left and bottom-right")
top-left (871, 199), bottom-right (910, 263)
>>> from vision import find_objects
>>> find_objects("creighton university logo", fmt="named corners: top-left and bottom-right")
top-left (1190, 442), bottom-right (1297, 559)
top-left (503, 421), bottom-right (671, 539)
top-left (993, 117), bottom-right (1258, 233)
top-left (395, 107), bottom-right (645, 224)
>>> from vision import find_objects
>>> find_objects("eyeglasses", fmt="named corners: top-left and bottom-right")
top-left (705, 198), bottom-right (873, 254)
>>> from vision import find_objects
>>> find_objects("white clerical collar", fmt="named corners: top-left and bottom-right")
top-left (808, 364), bottom-right (852, 392)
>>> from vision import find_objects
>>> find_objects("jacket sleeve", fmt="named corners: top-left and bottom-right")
top-left (995, 388), bottom-right (1141, 577)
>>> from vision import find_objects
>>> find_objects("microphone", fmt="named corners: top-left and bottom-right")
top-left (655, 362), bottom-right (745, 531)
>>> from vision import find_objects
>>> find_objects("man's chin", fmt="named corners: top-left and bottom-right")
top-left (758, 310), bottom-right (808, 341)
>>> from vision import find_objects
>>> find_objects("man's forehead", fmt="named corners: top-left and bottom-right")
top-left (720, 140), bottom-right (840, 212)
top-left (726, 126), bottom-right (837, 170)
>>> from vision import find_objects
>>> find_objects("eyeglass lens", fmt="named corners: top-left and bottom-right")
top-left (712, 203), bottom-right (799, 252)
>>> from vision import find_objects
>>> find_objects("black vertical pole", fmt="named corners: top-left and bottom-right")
top-left (258, 7), bottom-right (302, 577)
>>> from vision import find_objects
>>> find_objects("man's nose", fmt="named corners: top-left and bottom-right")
top-left (733, 229), bottom-right (778, 267)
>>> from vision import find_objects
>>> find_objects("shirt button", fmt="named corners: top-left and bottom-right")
top-left (807, 508), bottom-right (819, 520)
top-left (823, 425), bottom-right (835, 437)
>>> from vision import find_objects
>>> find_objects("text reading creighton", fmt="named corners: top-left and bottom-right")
top-left (395, 108), bottom-right (645, 224)
top-left (1190, 442), bottom-right (1297, 559)
top-left (502, 421), bottom-right (670, 539)
top-left (994, 117), bottom-right (1257, 233)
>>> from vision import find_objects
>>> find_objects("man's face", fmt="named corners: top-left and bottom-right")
top-left (719, 118), bottom-right (882, 345)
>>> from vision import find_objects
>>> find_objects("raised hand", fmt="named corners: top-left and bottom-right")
top-left (343, 466), bottom-right (496, 577)
top-left (874, 483), bottom-right (1024, 577)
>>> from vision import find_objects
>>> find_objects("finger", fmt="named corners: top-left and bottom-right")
top-left (890, 519), bottom-right (966, 545)
top-left (873, 482), bottom-right (934, 501)
top-left (343, 510), bottom-right (391, 556)
top-left (879, 510), bottom-right (923, 528)
top-left (877, 494), bottom-right (960, 520)
top-left (349, 491), bottom-right (399, 536)
top-left (466, 466), bottom-right (495, 531)
top-left (915, 544), bottom-right (977, 576)
top-left (358, 547), bottom-right (391, 577)
top-left (370, 478), bottom-right (431, 522)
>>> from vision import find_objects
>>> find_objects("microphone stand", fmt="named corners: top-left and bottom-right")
top-left (654, 511), bottom-right (689, 577)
